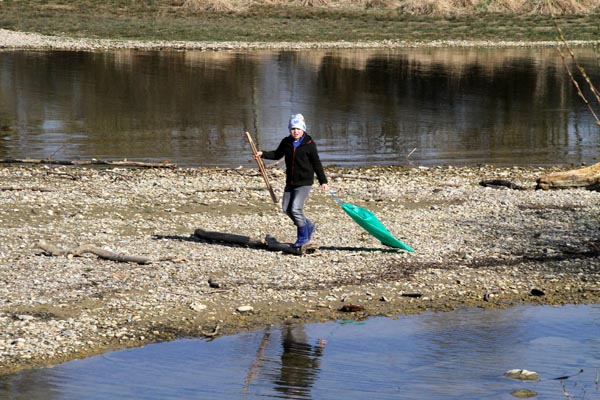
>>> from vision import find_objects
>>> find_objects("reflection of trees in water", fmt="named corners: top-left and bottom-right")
top-left (0, 50), bottom-right (262, 162)
top-left (311, 47), bottom-right (598, 163)
top-left (0, 47), bottom-right (598, 164)
top-left (274, 323), bottom-right (325, 399)
top-left (0, 116), bottom-right (10, 159)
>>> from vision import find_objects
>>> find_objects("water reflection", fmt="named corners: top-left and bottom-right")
top-left (0, 47), bottom-right (598, 166)
top-left (243, 324), bottom-right (326, 399)
top-left (274, 324), bottom-right (325, 398)
top-left (0, 305), bottom-right (599, 399)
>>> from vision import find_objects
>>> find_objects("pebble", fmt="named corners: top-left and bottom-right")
top-left (505, 369), bottom-right (540, 381)
top-left (511, 388), bottom-right (538, 398)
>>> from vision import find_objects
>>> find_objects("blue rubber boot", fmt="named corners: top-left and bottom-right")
top-left (292, 225), bottom-right (309, 248)
top-left (306, 219), bottom-right (316, 241)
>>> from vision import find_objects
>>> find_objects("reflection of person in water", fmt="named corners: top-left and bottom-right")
top-left (274, 323), bottom-right (326, 398)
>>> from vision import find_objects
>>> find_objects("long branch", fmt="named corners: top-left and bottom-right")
top-left (553, 19), bottom-right (600, 106)
top-left (557, 46), bottom-right (600, 124)
top-left (37, 240), bottom-right (152, 264)
top-left (550, 1), bottom-right (600, 126)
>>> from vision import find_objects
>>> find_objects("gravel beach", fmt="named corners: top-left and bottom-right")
top-left (1, 163), bottom-right (599, 375)
top-left (0, 28), bottom-right (599, 376)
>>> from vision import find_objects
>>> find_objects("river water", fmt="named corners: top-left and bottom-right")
top-left (1, 305), bottom-right (599, 399)
top-left (1, 47), bottom-right (599, 398)
top-left (1, 47), bottom-right (599, 167)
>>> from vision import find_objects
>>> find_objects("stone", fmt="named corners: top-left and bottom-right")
top-left (504, 369), bottom-right (539, 381)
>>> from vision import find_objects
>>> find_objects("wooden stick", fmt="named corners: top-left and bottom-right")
top-left (243, 330), bottom-right (270, 394)
top-left (245, 132), bottom-right (278, 204)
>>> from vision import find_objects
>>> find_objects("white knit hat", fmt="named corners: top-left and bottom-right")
top-left (288, 113), bottom-right (306, 132)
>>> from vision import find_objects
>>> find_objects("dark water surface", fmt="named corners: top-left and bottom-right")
top-left (1, 305), bottom-right (599, 399)
top-left (1, 47), bottom-right (599, 167)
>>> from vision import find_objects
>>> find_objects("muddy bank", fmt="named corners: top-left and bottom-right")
top-left (0, 164), bottom-right (599, 375)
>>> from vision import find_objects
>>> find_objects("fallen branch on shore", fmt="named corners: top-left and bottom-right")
top-left (265, 234), bottom-right (317, 255)
top-left (479, 162), bottom-right (600, 191)
top-left (45, 170), bottom-right (80, 180)
top-left (193, 228), bottom-right (267, 248)
top-left (1, 158), bottom-right (177, 168)
top-left (479, 179), bottom-right (527, 190)
top-left (0, 186), bottom-right (53, 192)
top-left (37, 240), bottom-right (152, 264)
top-left (536, 162), bottom-right (600, 190)
top-left (327, 172), bottom-right (380, 181)
top-left (193, 228), bottom-right (315, 255)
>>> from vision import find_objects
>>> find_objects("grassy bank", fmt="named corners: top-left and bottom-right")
top-left (0, 1), bottom-right (599, 43)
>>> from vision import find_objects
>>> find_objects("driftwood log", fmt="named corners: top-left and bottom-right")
top-left (1, 158), bottom-right (176, 168)
top-left (37, 240), bottom-right (151, 264)
top-left (193, 228), bottom-right (266, 248)
top-left (265, 235), bottom-right (315, 255)
top-left (536, 162), bottom-right (600, 190)
top-left (193, 228), bottom-right (314, 255)
top-left (479, 179), bottom-right (527, 190)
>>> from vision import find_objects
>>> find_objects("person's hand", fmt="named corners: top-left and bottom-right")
top-left (254, 151), bottom-right (262, 159)
top-left (321, 183), bottom-right (329, 192)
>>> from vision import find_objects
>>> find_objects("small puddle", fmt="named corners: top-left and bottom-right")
top-left (1, 304), bottom-right (599, 399)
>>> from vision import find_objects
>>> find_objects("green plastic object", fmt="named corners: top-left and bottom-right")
top-left (331, 192), bottom-right (414, 252)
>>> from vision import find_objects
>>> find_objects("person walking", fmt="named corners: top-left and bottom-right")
top-left (254, 113), bottom-right (329, 247)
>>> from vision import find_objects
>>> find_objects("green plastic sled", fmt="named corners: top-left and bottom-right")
top-left (330, 192), bottom-right (414, 252)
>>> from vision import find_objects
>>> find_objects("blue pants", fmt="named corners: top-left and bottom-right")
top-left (282, 185), bottom-right (312, 227)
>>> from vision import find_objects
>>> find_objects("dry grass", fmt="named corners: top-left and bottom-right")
top-left (181, 0), bottom-right (236, 12)
top-left (179, 0), bottom-right (600, 14)
top-left (398, 0), bottom-right (600, 15)
top-left (522, 0), bottom-right (600, 13)
top-left (3, 0), bottom-right (599, 42)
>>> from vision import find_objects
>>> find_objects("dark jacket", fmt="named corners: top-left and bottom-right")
top-left (262, 133), bottom-right (328, 188)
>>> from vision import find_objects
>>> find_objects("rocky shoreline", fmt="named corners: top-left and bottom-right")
top-left (1, 164), bottom-right (599, 375)
top-left (1, 28), bottom-right (598, 51)
top-left (0, 27), bottom-right (599, 377)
